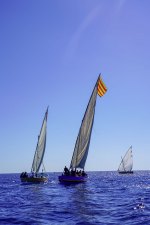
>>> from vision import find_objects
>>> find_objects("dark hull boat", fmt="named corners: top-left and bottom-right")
top-left (118, 171), bottom-right (133, 174)
top-left (20, 176), bottom-right (48, 183)
top-left (58, 175), bottom-right (87, 183)
top-left (58, 75), bottom-right (107, 184)
top-left (118, 146), bottom-right (133, 174)
top-left (20, 108), bottom-right (48, 183)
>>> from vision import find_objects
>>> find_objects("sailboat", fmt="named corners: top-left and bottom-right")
top-left (20, 107), bottom-right (48, 183)
top-left (58, 75), bottom-right (107, 183)
top-left (118, 146), bottom-right (133, 174)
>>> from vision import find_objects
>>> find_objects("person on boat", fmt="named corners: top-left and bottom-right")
top-left (20, 172), bottom-right (24, 178)
top-left (24, 172), bottom-right (28, 177)
top-left (41, 169), bottom-right (44, 177)
top-left (76, 170), bottom-right (79, 175)
top-left (82, 170), bottom-right (87, 177)
top-left (20, 172), bottom-right (28, 178)
top-left (41, 170), bottom-right (44, 178)
top-left (71, 169), bottom-right (76, 176)
top-left (78, 170), bottom-right (82, 176)
top-left (64, 166), bottom-right (70, 175)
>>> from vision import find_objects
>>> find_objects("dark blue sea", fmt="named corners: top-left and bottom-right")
top-left (0, 171), bottom-right (150, 225)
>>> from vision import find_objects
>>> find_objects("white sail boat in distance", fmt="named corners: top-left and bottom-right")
top-left (118, 146), bottom-right (133, 174)
top-left (20, 107), bottom-right (49, 183)
top-left (59, 74), bottom-right (107, 183)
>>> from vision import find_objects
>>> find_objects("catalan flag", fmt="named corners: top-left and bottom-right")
top-left (97, 76), bottom-right (107, 97)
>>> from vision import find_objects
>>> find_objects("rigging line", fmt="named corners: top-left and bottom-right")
top-left (42, 162), bottom-right (46, 172)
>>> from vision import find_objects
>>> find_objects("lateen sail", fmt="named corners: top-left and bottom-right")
top-left (31, 108), bottom-right (48, 173)
top-left (118, 146), bottom-right (133, 172)
top-left (70, 75), bottom-right (107, 169)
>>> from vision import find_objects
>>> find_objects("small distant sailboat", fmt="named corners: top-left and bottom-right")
top-left (118, 146), bottom-right (133, 174)
top-left (59, 75), bottom-right (107, 183)
top-left (20, 108), bottom-right (48, 183)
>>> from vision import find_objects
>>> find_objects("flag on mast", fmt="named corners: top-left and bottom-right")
top-left (97, 76), bottom-right (107, 97)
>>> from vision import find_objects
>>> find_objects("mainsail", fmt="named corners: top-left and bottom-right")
top-left (70, 75), bottom-right (107, 170)
top-left (118, 146), bottom-right (133, 172)
top-left (31, 108), bottom-right (48, 173)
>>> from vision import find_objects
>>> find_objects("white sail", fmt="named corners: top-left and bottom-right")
top-left (70, 76), bottom-right (107, 170)
top-left (31, 108), bottom-right (48, 173)
top-left (118, 146), bottom-right (133, 172)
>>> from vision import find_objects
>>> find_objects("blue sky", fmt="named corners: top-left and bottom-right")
top-left (0, 0), bottom-right (150, 173)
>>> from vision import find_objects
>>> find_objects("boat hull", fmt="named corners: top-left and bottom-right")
top-left (20, 176), bottom-right (48, 183)
top-left (118, 171), bottom-right (133, 174)
top-left (58, 175), bottom-right (87, 183)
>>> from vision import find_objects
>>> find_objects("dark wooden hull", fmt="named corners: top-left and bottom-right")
top-left (58, 175), bottom-right (87, 183)
top-left (20, 176), bottom-right (48, 183)
top-left (118, 171), bottom-right (133, 174)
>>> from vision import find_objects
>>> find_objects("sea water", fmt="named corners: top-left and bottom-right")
top-left (0, 171), bottom-right (150, 225)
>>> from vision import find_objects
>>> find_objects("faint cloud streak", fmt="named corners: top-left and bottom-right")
top-left (64, 4), bottom-right (102, 63)
top-left (63, 0), bottom-right (126, 64)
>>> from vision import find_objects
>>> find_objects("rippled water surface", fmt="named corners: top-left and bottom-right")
top-left (0, 171), bottom-right (150, 224)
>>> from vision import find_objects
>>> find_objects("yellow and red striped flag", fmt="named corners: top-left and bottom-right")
top-left (97, 76), bottom-right (107, 97)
